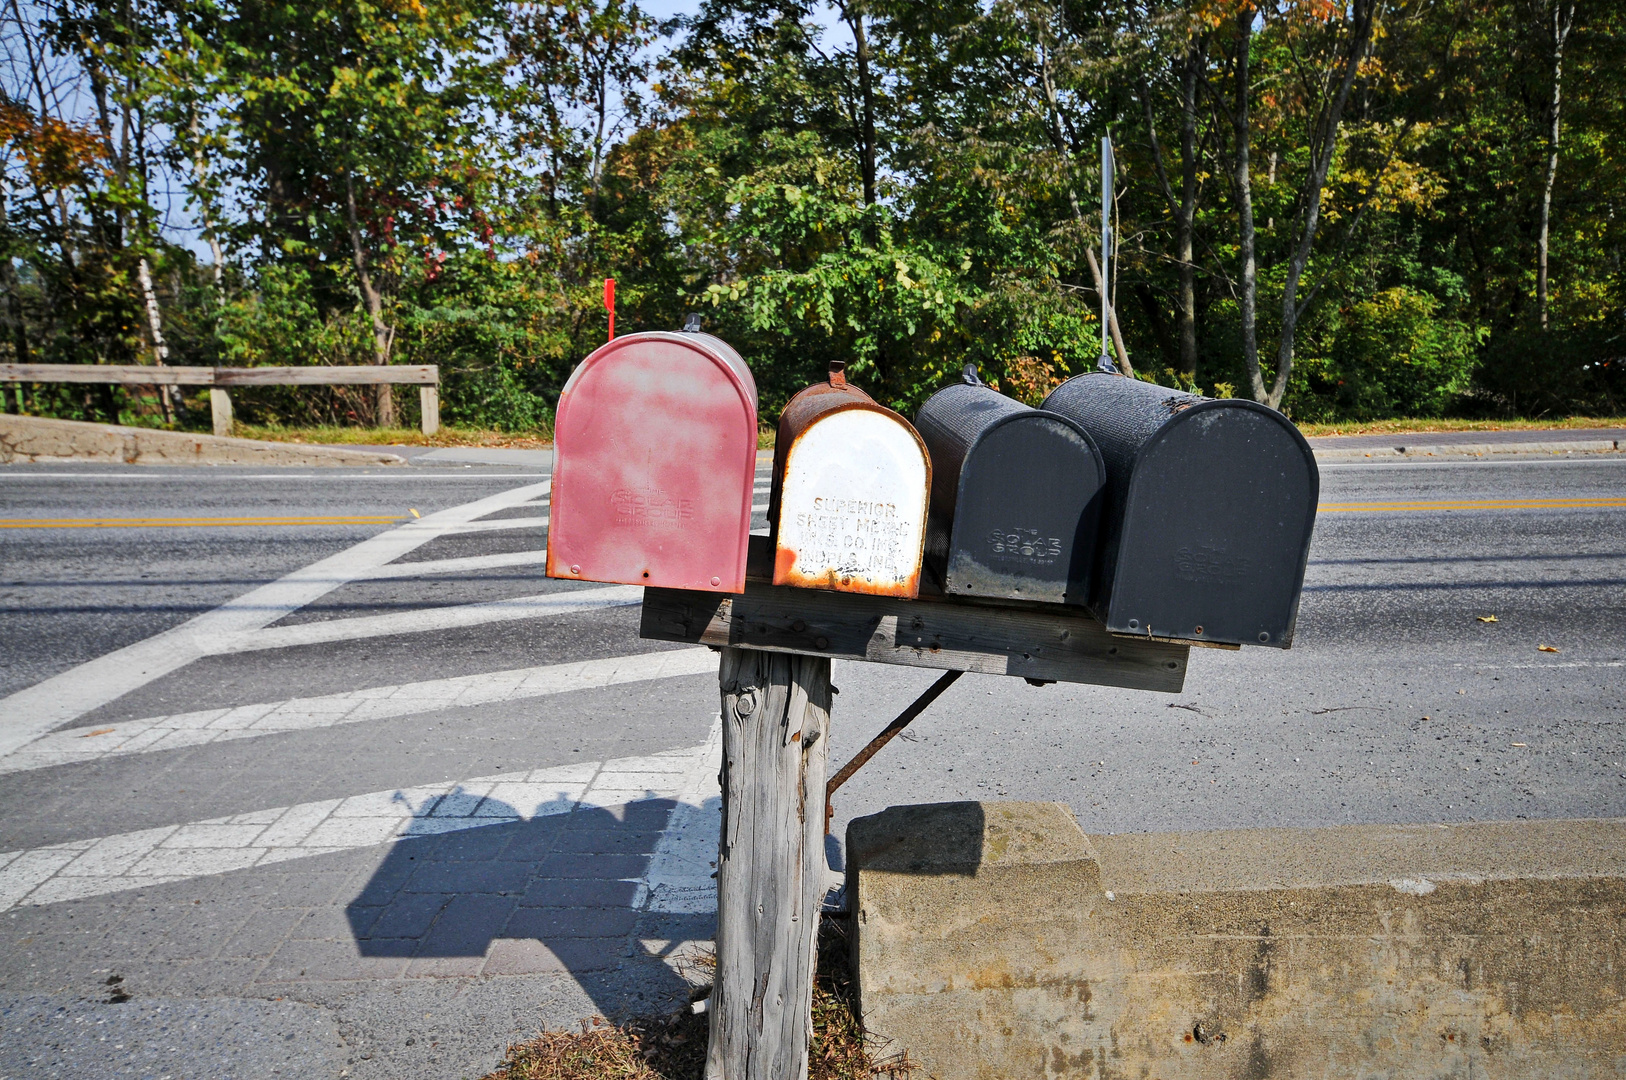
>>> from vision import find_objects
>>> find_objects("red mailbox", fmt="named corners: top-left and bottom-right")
top-left (546, 330), bottom-right (758, 592)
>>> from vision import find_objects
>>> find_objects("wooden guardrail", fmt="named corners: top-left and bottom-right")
top-left (0, 364), bottom-right (440, 436)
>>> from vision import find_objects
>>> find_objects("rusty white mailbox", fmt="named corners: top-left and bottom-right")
top-left (768, 362), bottom-right (931, 597)
top-left (546, 330), bottom-right (758, 592)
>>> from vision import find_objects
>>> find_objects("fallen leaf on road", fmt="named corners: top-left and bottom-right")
top-left (410, 508), bottom-right (421, 518)
top-left (1477, 615), bottom-right (1498, 623)
top-left (80, 728), bottom-right (114, 738)
top-left (1538, 645), bottom-right (1560, 653)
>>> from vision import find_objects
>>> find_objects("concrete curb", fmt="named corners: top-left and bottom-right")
top-left (850, 802), bottom-right (1626, 1078)
top-left (0, 415), bottom-right (407, 467)
top-left (1313, 438), bottom-right (1622, 460)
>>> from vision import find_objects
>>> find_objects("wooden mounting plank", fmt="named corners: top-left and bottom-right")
top-left (642, 583), bottom-right (1187, 691)
top-left (643, 537), bottom-right (1188, 692)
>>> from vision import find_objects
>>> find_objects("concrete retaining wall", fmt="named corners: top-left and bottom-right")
top-left (0, 414), bottom-right (405, 467)
top-left (848, 802), bottom-right (1626, 1079)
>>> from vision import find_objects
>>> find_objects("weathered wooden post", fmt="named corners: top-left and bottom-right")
top-left (708, 646), bottom-right (832, 1080)
top-left (419, 385), bottom-right (440, 436)
top-left (210, 387), bottom-right (233, 436)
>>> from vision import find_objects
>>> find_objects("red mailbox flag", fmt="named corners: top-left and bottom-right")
top-left (604, 278), bottom-right (616, 341)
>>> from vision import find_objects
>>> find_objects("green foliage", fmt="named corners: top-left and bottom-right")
top-left (3, 0), bottom-right (1624, 431)
top-left (217, 265), bottom-right (374, 369)
top-left (1308, 287), bottom-right (1483, 420)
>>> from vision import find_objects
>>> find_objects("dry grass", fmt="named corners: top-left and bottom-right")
top-left (809, 919), bottom-right (916, 1080)
top-left (485, 1013), bottom-right (708, 1080)
top-left (231, 424), bottom-right (552, 449)
top-left (483, 921), bottom-right (915, 1080)
top-left (1294, 416), bottom-right (1625, 437)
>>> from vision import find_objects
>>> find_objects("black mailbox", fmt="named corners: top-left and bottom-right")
top-left (1040, 372), bottom-right (1318, 647)
top-left (915, 368), bottom-right (1106, 603)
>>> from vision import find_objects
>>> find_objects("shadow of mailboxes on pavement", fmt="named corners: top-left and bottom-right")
top-left (345, 784), bottom-right (715, 1015)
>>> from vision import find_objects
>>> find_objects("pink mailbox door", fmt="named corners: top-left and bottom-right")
top-left (546, 331), bottom-right (758, 592)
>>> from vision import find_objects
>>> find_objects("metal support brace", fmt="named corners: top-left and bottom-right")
top-left (825, 669), bottom-right (963, 832)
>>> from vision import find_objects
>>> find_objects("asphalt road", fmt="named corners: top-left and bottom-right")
top-left (0, 450), bottom-right (1623, 1079)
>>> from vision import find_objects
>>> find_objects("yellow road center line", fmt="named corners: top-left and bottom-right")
top-left (1319, 498), bottom-right (1626, 513)
top-left (0, 515), bottom-right (408, 529)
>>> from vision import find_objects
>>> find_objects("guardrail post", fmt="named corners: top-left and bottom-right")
top-left (420, 386), bottom-right (439, 436)
top-left (210, 389), bottom-right (233, 437)
top-left (709, 646), bottom-right (831, 1080)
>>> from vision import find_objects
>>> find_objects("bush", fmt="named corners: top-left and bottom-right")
top-left (1292, 286), bottom-right (1480, 420)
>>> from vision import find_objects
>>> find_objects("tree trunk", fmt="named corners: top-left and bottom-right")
top-left (589, 61), bottom-right (609, 217)
top-left (1134, 282), bottom-right (1179, 372)
top-left (1538, 0), bottom-right (1576, 330)
top-left (843, 4), bottom-right (878, 207)
top-left (1084, 246), bottom-right (1133, 377)
top-left (1270, 0), bottom-right (1377, 409)
top-left (1176, 41), bottom-right (1204, 380)
top-left (707, 647), bottom-right (832, 1080)
top-left (1231, 10), bottom-right (1264, 402)
top-left (135, 257), bottom-right (174, 423)
top-left (345, 173), bottom-right (395, 427)
top-left (136, 257), bottom-right (169, 366)
top-left (188, 113), bottom-right (226, 290)
top-left (0, 189), bottom-right (30, 373)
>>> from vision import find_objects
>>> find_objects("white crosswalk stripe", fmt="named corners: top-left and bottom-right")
top-left (0, 480), bottom-right (552, 757)
top-left (355, 550), bottom-right (548, 579)
top-left (0, 721), bottom-right (723, 914)
top-left (206, 586), bottom-right (643, 654)
top-left (439, 516), bottom-right (548, 534)
top-left (1, 649), bottom-right (716, 774)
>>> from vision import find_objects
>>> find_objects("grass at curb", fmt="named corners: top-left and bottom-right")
top-left (1294, 416), bottom-right (1625, 437)
top-left (482, 921), bottom-right (914, 1080)
top-left (42, 414), bottom-right (1626, 452)
top-left (225, 424), bottom-right (782, 449)
top-left (230, 424), bottom-right (552, 449)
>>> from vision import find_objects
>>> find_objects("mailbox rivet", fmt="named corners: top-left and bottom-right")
top-left (1258, 632), bottom-right (1271, 642)
top-left (1128, 620), bottom-right (1140, 630)
top-left (814, 636), bottom-right (830, 650)
top-left (570, 565), bottom-right (580, 576)
top-left (1194, 626), bottom-right (1204, 636)
top-left (791, 620), bottom-right (807, 633)
top-left (711, 576), bottom-right (721, 587)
